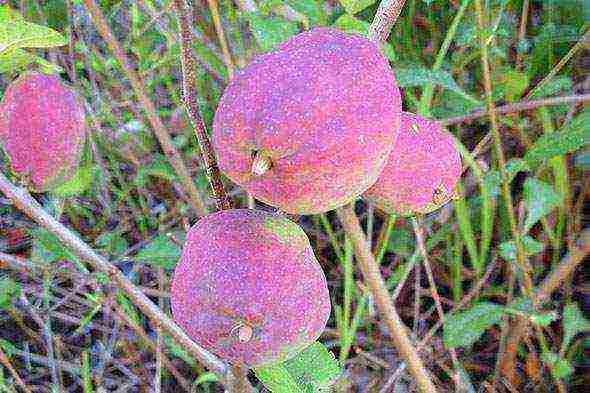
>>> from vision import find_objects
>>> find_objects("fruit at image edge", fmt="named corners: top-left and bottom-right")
top-left (0, 72), bottom-right (86, 192)
top-left (364, 112), bottom-right (462, 216)
top-left (213, 27), bottom-right (402, 215)
top-left (170, 209), bottom-right (331, 368)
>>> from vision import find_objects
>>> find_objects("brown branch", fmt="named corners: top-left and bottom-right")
top-left (0, 172), bottom-right (229, 382)
top-left (368, 0), bottom-right (407, 43)
top-left (173, 0), bottom-right (233, 211)
top-left (441, 94), bottom-right (590, 126)
top-left (81, 0), bottom-right (208, 216)
top-left (336, 204), bottom-right (437, 393)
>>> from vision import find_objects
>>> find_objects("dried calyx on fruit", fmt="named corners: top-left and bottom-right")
top-left (364, 112), bottom-right (462, 216)
top-left (213, 27), bottom-right (402, 215)
top-left (170, 209), bottom-right (331, 368)
top-left (0, 72), bottom-right (86, 192)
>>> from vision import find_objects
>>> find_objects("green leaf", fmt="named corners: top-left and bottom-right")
top-left (0, 4), bottom-right (24, 23)
top-left (285, 0), bottom-right (327, 26)
top-left (30, 228), bottom-right (80, 265)
top-left (134, 154), bottom-right (177, 187)
top-left (540, 351), bottom-right (573, 379)
top-left (505, 158), bottom-right (530, 183)
top-left (0, 48), bottom-right (33, 73)
top-left (0, 339), bottom-right (18, 358)
top-left (443, 302), bottom-right (505, 349)
top-left (135, 234), bottom-right (181, 269)
top-left (386, 228), bottom-right (415, 257)
top-left (528, 76), bottom-right (572, 99)
top-left (95, 232), bottom-right (129, 256)
top-left (116, 292), bottom-right (141, 326)
top-left (339, 0), bottom-right (377, 14)
top-left (395, 66), bottom-right (480, 104)
top-left (0, 277), bottom-right (20, 310)
top-left (499, 235), bottom-right (545, 261)
top-left (502, 69), bottom-right (529, 102)
top-left (164, 335), bottom-right (196, 367)
top-left (522, 178), bottom-right (562, 233)
top-left (332, 14), bottom-right (396, 61)
top-left (525, 109), bottom-right (590, 165)
top-left (529, 311), bottom-right (558, 327)
top-left (52, 165), bottom-right (98, 198)
top-left (562, 303), bottom-right (590, 352)
top-left (254, 342), bottom-right (341, 392)
top-left (246, 13), bottom-right (299, 52)
top-left (0, 19), bottom-right (67, 54)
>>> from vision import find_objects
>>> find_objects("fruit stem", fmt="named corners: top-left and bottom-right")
top-left (251, 152), bottom-right (272, 176)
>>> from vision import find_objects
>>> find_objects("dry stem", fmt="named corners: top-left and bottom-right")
top-left (336, 204), bottom-right (437, 393)
top-left (0, 172), bottom-right (230, 383)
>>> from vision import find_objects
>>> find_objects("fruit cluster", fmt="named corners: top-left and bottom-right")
top-left (171, 28), bottom-right (461, 368)
top-left (0, 28), bottom-right (462, 369)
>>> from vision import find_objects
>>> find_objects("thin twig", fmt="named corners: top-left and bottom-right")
top-left (0, 172), bottom-right (229, 382)
top-left (441, 94), bottom-right (590, 126)
top-left (81, 0), bottom-right (208, 216)
top-left (336, 204), bottom-right (437, 393)
top-left (412, 218), bottom-right (459, 382)
top-left (368, 0), bottom-right (407, 43)
top-left (173, 0), bottom-right (233, 211)
top-left (0, 344), bottom-right (32, 393)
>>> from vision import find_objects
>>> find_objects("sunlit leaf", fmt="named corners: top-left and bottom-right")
top-left (254, 342), bottom-right (341, 392)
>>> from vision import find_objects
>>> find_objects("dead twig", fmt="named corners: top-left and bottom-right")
top-left (0, 172), bottom-right (229, 383)
top-left (336, 204), bottom-right (437, 393)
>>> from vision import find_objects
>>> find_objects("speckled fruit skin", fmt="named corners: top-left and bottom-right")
top-left (170, 209), bottom-right (331, 367)
top-left (213, 28), bottom-right (402, 215)
top-left (0, 72), bottom-right (86, 192)
top-left (364, 112), bottom-right (462, 216)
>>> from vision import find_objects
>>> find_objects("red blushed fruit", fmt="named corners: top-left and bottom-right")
top-left (170, 209), bottom-right (331, 367)
top-left (213, 28), bottom-right (402, 215)
top-left (364, 112), bottom-right (462, 216)
top-left (0, 72), bottom-right (86, 192)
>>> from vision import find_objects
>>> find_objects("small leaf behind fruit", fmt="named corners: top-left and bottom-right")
top-left (443, 302), bottom-right (505, 349)
top-left (254, 342), bottom-right (341, 392)
top-left (245, 13), bottom-right (299, 52)
top-left (339, 0), bottom-right (377, 15)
